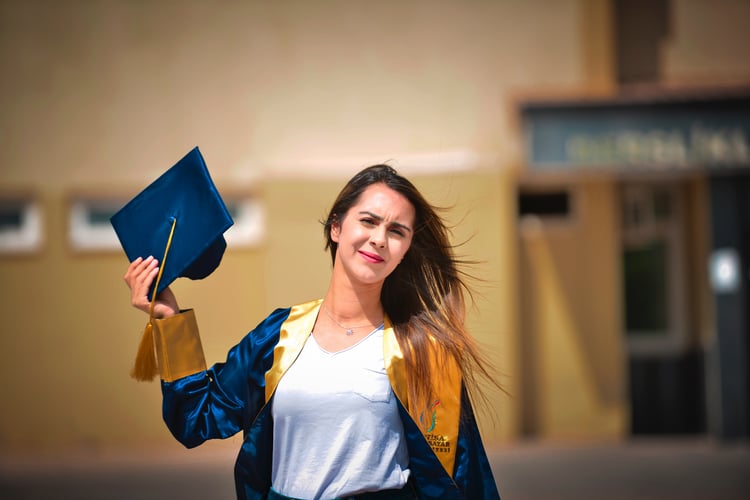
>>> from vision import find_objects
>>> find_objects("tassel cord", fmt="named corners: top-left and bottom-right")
top-left (131, 217), bottom-right (177, 381)
top-left (149, 217), bottom-right (177, 320)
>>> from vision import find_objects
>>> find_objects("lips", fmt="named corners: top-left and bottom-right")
top-left (359, 250), bottom-right (384, 263)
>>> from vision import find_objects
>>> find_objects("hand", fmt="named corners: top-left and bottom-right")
top-left (124, 256), bottom-right (179, 319)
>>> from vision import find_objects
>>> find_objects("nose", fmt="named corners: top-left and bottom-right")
top-left (369, 227), bottom-right (387, 248)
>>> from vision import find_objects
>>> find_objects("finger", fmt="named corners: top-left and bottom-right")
top-left (135, 256), bottom-right (157, 276)
top-left (125, 257), bottom-right (158, 287)
top-left (134, 266), bottom-right (159, 300)
top-left (123, 257), bottom-right (142, 282)
top-left (128, 261), bottom-right (160, 311)
top-left (124, 256), bottom-right (152, 281)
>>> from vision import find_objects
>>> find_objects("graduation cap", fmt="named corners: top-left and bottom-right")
top-left (111, 146), bottom-right (233, 298)
top-left (110, 146), bottom-right (233, 381)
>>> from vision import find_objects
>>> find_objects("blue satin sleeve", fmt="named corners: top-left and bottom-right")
top-left (160, 307), bottom-right (291, 449)
top-left (454, 386), bottom-right (501, 499)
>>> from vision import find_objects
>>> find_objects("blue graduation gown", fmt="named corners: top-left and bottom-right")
top-left (154, 300), bottom-right (500, 499)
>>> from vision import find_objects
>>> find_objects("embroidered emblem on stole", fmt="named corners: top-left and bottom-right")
top-left (421, 399), bottom-right (453, 454)
top-left (420, 399), bottom-right (441, 433)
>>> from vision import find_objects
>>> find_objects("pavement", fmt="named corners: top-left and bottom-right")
top-left (488, 438), bottom-right (749, 500)
top-left (1, 438), bottom-right (748, 499)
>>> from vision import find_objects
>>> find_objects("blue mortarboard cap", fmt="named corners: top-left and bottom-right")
top-left (111, 147), bottom-right (234, 297)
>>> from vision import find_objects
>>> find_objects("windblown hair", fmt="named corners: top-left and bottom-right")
top-left (323, 164), bottom-right (497, 417)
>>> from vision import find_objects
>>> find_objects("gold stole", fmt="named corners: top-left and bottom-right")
top-left (383, 327), bottom-right (462, 476)
top-left (264, 299), bottom-right (322, 402)
top-left (264, 299), bottom-right (461, 477)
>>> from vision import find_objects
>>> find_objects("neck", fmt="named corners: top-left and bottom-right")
top-left (323, 271), bottom-right (384, 324)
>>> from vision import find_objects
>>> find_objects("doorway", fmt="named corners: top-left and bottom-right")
top-left (620, 180), bottom-right (706, 434)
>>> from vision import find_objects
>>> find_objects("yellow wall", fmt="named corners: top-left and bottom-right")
top-left (519, 178), bottom-right (627, 440)
top-left (0, 0), bottom-right (587, 188)
top-left (685, 177), bottom-right (714, 349)
top-left (3, 0), bottom-right (586, 451)
top-left (409, 172), bottom-right (521, 444)
top-left (0, 172), bottom-right (519, 450)
top-left (0, 185), bottom-right (269, 449)
top-left (663, 0), bottom-right (750, 85)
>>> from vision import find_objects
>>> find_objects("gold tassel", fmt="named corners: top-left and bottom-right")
top-left (130, 217), bottom-right (177, 382)
top-left (131, 322), bottom-right (158, 381)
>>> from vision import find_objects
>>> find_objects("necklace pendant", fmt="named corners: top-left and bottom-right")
top-left (346, 328), bottom-right (354, 336)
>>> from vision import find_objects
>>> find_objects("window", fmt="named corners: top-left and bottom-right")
top-left (517, 186), bottom-right (576, 236)
top-left (0, 196), bottom-right (43, 254)
top-left (518, 191), bottom-right (570, 217)
top-left (621, 182), bottom-right (687, 354)
top-left (67, 194), bottom-right (265, 252)
top-left (224, 197), bottom-right (265, 248)
top-left (68, 198), bottom-right (124, 251)
top-left (624, 240), bottom-right (669, 331)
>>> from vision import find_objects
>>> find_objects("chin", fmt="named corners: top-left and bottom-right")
top-left (351, 270), bottom-right (388, 286)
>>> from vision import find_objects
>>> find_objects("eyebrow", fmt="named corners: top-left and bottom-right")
top-left (358, 211), bottom-right (413, 233)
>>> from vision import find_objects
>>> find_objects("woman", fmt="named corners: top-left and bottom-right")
top-left (124, 165), bottom-right (501, 499)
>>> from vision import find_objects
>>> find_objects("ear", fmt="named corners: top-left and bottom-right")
top-left (330, 216), bottom-right (341, 243)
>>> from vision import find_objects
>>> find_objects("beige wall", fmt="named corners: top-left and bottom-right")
top-left (685, 178), bottom-right (713, 349)
top-left (663, 0), bottom-right (750, 85)
top-left (0, 0), bottom-right (590, 451)
top-left (0, 0), bottom-right (586, 188)
top-left (0, 184), bottom-right (269, 449)
top-left (518, 177), bottom-right (627, 440)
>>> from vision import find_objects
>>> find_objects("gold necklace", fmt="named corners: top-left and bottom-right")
top-left (322, 304), bottom-right (381, 336)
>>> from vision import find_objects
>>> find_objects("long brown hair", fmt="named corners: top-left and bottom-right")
top-left (323, 164), bottom-right (497, 417)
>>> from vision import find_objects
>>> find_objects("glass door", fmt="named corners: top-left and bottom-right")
top-left (621, 181), bottom-right (705, 434)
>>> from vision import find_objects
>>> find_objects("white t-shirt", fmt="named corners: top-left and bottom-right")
top-left (271, 326), bottom-right (411, 499)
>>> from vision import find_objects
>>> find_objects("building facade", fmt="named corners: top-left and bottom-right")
top-left (0, 0), bottom-right (748, 452)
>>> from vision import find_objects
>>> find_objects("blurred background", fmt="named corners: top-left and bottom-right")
top-left (1, 0), bottom-right (749, 498)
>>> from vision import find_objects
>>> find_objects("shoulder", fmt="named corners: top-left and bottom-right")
top-left (287, 298), bottom-right (323, 318)
top-left (250, 299), bottom-right (322, 339)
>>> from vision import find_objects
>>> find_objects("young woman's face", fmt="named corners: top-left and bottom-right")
top-left (331, 183), bottom-right (415, 287)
